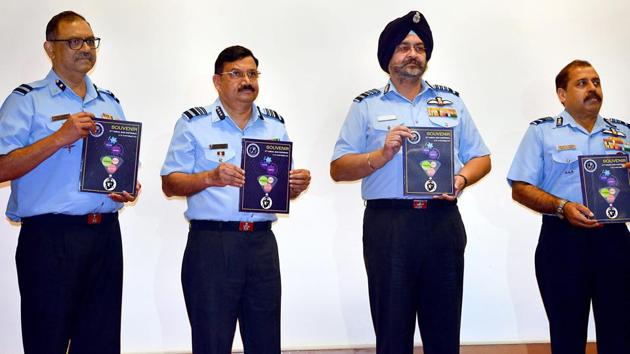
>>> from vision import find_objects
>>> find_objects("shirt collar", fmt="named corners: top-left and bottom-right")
top-left (211, 97), bottom-right (260, 128)
top-left (557, 110), bottom-right (606, 133)
top-left (382, 79), bottom-right (429, 103)
top-left (46, 69), bottom-right (98, 101)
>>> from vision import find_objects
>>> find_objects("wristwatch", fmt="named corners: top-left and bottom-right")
top-left (555, 199), bottom-right (569, 219)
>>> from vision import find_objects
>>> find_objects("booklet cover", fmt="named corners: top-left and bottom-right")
top-left (403, 127), bottom-right (454, 196)
top-left (80, 118), bottom-right (141, 194)
top-left (578, 154), bottom-right (630, 223)
top-left (239, 138), bottom-right (292, 214)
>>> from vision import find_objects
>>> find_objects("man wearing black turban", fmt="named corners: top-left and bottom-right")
top-left (331, 10), bottom-right (491, 354)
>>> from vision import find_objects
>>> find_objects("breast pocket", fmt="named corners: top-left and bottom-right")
top-left (551, 149), bottom-right (581, 177)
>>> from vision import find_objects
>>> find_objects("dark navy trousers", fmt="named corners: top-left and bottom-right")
top-left (536, 215), bottom-right (630, 354)
top-left (182, 225), bottom-right (281, 354)
top-left (363, 200), bottom-right (466, 354)
top-left (16, 213), bottom-right (123, 354)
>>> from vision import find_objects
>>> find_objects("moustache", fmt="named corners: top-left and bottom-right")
top-left (238, 85), bottom-right (255, 92)
top-left (584, 91), bottom-right (602, 102)
top-left (74, 53), bottom-right (94, 61)
top-left (403, 58), bottom-right (423, 67)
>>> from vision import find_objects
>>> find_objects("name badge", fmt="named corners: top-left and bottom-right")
top-left (209, 143), bottom-right (228, 150)
top-left (557, 144), bottom-right (577, 151)
top-left (377, 115), bottom-right (397, 122)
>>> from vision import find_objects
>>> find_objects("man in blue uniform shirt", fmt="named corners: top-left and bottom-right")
top-left (0, 11), bottom-right (138, 354)
top-left (161, 45), bottom-right (311, 354)
top-left (508, 60), bottom-right (630, 353)
top-left (330, 11), bottom-right (491, 354)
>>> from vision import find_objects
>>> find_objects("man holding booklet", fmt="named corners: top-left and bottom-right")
top-left (508, 59), bottom-right (630, 353)
top-left (330, 10), bottom-right (491, 354)
top-left (161, 45), bottom-right (310, 354)
top-left (0, 11), bottom-right (138, 354)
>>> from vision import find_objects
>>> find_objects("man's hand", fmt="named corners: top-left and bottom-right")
top-left (563, 202), bottom-right (599, 228)
top-left (53, 112), bottom-right (96, 147)
top-left (289, 169), bottom-right (311, 198)
top-left (108, 182), bottom-right (141, 203)
top-left (433, 174), bottom-right (467, 201)
top-left (381, 125), bottom-right (413, 161)
top-left (211, 162), bottom-right (245, 187)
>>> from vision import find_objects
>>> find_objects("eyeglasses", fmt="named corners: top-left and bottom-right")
top-left (48, 37), bottom-right (101, 50)
top-left (218, 70), bottom-right (261, 80)
top-left (395, 43), bottom-right (425, 54)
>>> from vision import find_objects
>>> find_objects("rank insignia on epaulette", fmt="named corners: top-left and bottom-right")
top-left (183, 106), bottom-right (208, 120)
top-left (530, 117), bottom-right (554, 125)
top-left (258, 107), bottom-right (285, 123)
top-left (353, 88), bottom-right (381, 102)
top-left (12, 84), bottom-right (34, 96)
top-left (427, 97), bottom-right (453, 106)
top-left (604, 117), bottom-right (630, 129)
top-left (429, 83), bottom-right (460, 97)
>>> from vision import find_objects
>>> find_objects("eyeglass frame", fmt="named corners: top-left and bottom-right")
top-left (47, 37), bottom-right (101, 50)
top-left (217, 70), bottom-right (261, 80)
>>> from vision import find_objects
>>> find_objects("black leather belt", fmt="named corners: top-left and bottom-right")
top-left (366, 199), bottom-right (456, 209)
top-left (189, 220), bottom-right (272, 232)
top-left (21, 212), bottom-right (118, 225)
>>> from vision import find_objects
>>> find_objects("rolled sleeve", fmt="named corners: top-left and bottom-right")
top-left (160, 117), bottom-right (196, 175)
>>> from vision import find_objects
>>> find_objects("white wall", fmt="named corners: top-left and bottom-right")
top-left (1, 0), bottom-right (629, 353)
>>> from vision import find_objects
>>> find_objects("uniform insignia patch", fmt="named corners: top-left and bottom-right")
top-left (603, 128), bottom-right (626, 137)
top-left (604, 117), bottom-right (630, 129)
top-left (428, 107), bottom-right (457, 118)
top-left (413, 12), bottom-right (422, 23)
top-left (427, 97), bottom-right (453, 106)
top-left (55, 80), bottom-right (66, 91)
top-left (428, 83), bottom-right (460, 97)
top-left (556, 116), bottom-right (563, 127)
top-left (95, 85), bottom-right (120, 103)
top-left (530, 117), bottom-right (554, 125)
top-left (182, 106), bottom-right (208, 120)
top-left (215, 106), bottom-right (226, 120)
top-left (353, 88), bottom-right (381, 102)
top-left (12, 84), bottom-right (34, 96)
top-left (258, 107), bottom-right (285, 124)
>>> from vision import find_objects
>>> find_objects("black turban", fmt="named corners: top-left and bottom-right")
top-left (377, 11), bottom-right (433, 73)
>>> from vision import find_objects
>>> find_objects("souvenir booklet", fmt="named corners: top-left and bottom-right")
top-left (403, 127), bottom-right (454, 196)
top-left (80, 118), bottom-right (141, 194)
top-left (239, 138), bottom-right (292, 214)
top-left (578, 154), bottom-right (630, 223)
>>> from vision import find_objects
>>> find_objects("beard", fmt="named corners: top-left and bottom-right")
top-left (392, 58), bottom-right (426, 80)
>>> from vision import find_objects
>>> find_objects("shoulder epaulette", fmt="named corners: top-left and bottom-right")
top-left (604, 117), bottom-right (630, 129)
top-left (12, 84), bottom-right (34, 96)
top-left (530, 117), bottom-right (554, 125)
top-left (95, 85), bottom-right (120, 104)
top-left (182, 106), bottom-right (209, 120)
top-left (429, 83), bottom-right (459, 97)
top-left (353, 88), bottom-right (381, 103)
top-left (259, 107), bottom-right (285, 124)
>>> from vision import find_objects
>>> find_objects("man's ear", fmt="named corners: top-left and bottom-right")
top-left (212, 74), bottom-right (221, 92)
top-left (44, 41), bottom-right (54, 60)
top-left (557, 87), bottom-right (566, 106)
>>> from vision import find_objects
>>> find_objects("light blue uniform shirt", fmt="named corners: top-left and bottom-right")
top-left (0, 70), bottom-right (126, 221)
top-left (161, 98), bottom-right (289, 221)
top-left (507, 110), bottom-right (630, 203)
top-left (332, 81), bottom-right (490, 200)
